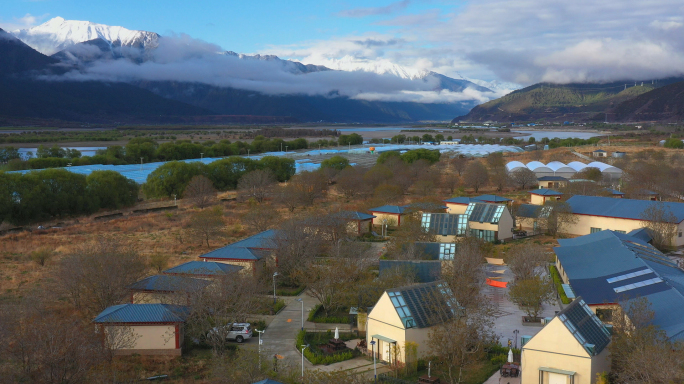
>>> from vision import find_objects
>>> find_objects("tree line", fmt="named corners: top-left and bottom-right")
top-left (0, 169), bottom-right (138, 225)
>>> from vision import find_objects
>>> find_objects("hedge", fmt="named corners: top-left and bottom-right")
top-left (549, 265), bottom-right (571, 304)
top-left (295, 330), bottom-right (356, 365)
top-left (307, 304), bottom-right (348, 323)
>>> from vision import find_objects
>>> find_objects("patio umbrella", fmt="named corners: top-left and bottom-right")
top-left (334, 327), bottom-right (339, 340)
top-left (508, 348), bottom-right (513, 363)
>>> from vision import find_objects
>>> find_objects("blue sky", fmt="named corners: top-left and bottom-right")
top-left (3, 0), bottom-right (684, 85)
top-left (1, 0), bottom-right (454, 54)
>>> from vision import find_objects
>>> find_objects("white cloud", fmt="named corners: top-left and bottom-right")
top-left (338, 0), bottom-right (411, 18)
top-left (263, 0), bottom-right (684, 85)
top-left (43, 35), bottom-right (491, 104)
top-left (0, 13), bottom-right (49, 31)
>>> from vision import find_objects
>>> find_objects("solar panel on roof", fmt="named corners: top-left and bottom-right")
top-left (613, 277), bottom-right (664, 293)
top-left (606, 269), bottom-right (653, 284)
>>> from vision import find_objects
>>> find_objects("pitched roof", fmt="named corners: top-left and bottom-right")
top-left (200, 246), bottom-right (270, 261)
top-left (566, 195), bottom-right (684, 223)
top-left (385, 281), bottom-right (459, 328)
top-left (93, 304), bottom-right (189, 323)
top-left (443, 197), bottom-right (483, 205)
top-left (593, 149), bottom-right (606, 152)
top-left (605, 188), bottom-right (624, 196)
top-left (529, 188), bottom-right (562, 196)
top-left (331, 211), bottom-right (376, 221)
top-left (163, 261), bottom-right (244, 276)
top-left (227, 229), bottom-right (277, 249)
top-left (379, 260), bottom-right (442, 283)
top-left (368, 205), bottom-right (405, 214)
top-left (473, 194), bottom-right (512, 203)
top-left (554, 230), bottom-right (684, 340)
top-left (516, 203), bottom-right (542, 218)
top-left (421, 213), bottom-right (468, 236)
top-left (556, 297), bottom-right (611, 356)
top-left (128, 275), bottom-right (211, 292)
top-left (414, 242), bottom-right (458, 260)
top-left (627, 227), bottom-right (652, 243)
top-left (537, 176), bottom-right (568, 181)
top-left (252, 380), bottom-right (285, 384)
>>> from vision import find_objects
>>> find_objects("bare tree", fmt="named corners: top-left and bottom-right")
top-left (559, 180), bottom-right (608, 198)
top-left (508, 276), bottom-right (555, 321)
top-left (490, 166), bottom-right (510, 192)
top-left (609, 298), bottom-right (684, 383)
top-left (535, 201), bottom-right (578, 237)
top-left (272, 218), bottom-right (327, 287)
top-left (237, 169), bottom-right (277, 203)
top-left (186, 206), bottom-right (225, 247)
top-left (186, 273), bottom-right (265, 355)
top-left (510, 168), bottom-right (538, 190)
top-left (574, 167), bottom-right (603, 182)
top-left (242, 203), bottom-right (281, 232)
top-left (507, 244), bottom-right (550, 281)
top-left (184, 175), bottom-right (217, 208)
top-left (30, 247), bottom-right (55, 267)
top-left (373, 183), bottom-right (404, 205)
top-left (463, 161), bottom-right (489, 193)
top-left (277, 171), bottom-right (328, 209)
top-left (149, 253), bottom-right (170, 272)
top-left (428, 305), bottom-right (496, 384)
top-left (640, 202), bottom-right (679, 251)
top-left (56, 239), bottom-right (148, 316)
top-left (450, 155), bottom-right (468, 176)
top-left (441, 237), bottom-right (487, 312)
top-left (335, 166), bottom-right (369, 198)
top-left (0, 299), bottom-right (111, 384)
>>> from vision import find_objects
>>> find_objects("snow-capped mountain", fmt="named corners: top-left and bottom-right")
top-left (310, 56), bottom-right (432, 80)
top-left (221, 51), bottom-right (330, 74)
top-left (11, 17), bottom-right (158, 56)
top-left (453, 72), bottom-right (521, 95)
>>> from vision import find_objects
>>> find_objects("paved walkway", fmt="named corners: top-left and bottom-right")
top-left (259, 290), bottom-right (380, 376)
top-left (486, 265), bottom-right (561, 346)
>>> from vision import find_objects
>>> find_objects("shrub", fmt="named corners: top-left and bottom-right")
top-left (30, 247), bottom-right (54, 267)
top-left (549, 265), bottom-right (571, 304)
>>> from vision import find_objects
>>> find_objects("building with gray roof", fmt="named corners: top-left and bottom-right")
top-left (554, 230), bottom-right (684, 341)
top-left (163, 260), bottom-right (244, 277)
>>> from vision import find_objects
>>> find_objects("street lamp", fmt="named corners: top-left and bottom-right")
top-left (296, 298), bottom-right (304, 331)
top-left (272, 272), bottom-right (279, 304)
top-left (285, 146), bottom-right (288, 152)
top-left (301, 344), bottom-right (309, 378)
top-left (247, 149), bottom-right (250, 158)
top-left (255, 329), bottom-right (265, 367)
top-left (370, 340), bottom-right (377, 383)
top-left (200, 152), bottom-right (204, 160)
top-left (513, 329), bottom-right (520, 349)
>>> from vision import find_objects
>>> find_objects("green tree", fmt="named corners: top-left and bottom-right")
top-left (377, 151), bottom-right (401, 164)
top-left (86, 170), bottom-right (139, 209)
top-left (663, 138), bottom-right (684, 149)
top-left (435, 134), bottom-right (445, 142)
top-left (338, 133), bottom-right (363, 146)
top-left (508, 276), bottom-right (555, 320)
top-left (142, 161), bottom-right (206, 198)
top-left (205, 157), bottom-right (257, 190)
top-left (400, 149), bottom-right (441, 164)
top-left (257, 156), bottom-right (296, 182)
top-left (320, 155), bottom-right (350, 171)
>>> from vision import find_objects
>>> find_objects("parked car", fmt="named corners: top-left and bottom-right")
top-left (208, 323), bottom-right (252, 343)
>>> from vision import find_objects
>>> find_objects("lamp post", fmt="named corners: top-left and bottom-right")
top-left (247, 149), bottom-right (250, 158)
top-left (285, 146), bottom-right (288, 153)
top-left (140, 157), bottom-right (143, 171)
top-left (272, 272), bottom-right (279, 304)
top-left (301, 344), bottom-right (309, 378)
top-left (200, 152), bottom-right (204, 160)
top-left (296, 298), bottom-right (304, 331)
top-left (370, 340), bottom-right (377, 383)
top-left (255, 329), bottom-right (265, 367)
top-left (513, 329), bottom-right (519, 349)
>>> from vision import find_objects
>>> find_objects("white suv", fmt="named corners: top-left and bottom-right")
top-left (209, 323), bottom-right (252, 343)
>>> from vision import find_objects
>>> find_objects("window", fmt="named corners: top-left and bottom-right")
top-left (471, 229), bottom-right (495, 242)
top-left (590, 227), bottom-right (602, 233)
top-left (596, 308), bottom-right (613, 322)
top-left (388, 291), bottom-right (415, 328)
top-left (679, 232), bottom-right (682, 238)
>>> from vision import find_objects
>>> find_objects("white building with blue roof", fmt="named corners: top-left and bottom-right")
top-left (564, 195), bottom-right (684, 247)
top-left (93, 303), bottom-right (189, 356)
top-left (554, 230), bottom-right (684, 341)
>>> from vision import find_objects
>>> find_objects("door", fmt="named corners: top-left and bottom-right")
top-left (548, 372), bottom-right (568, 384)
